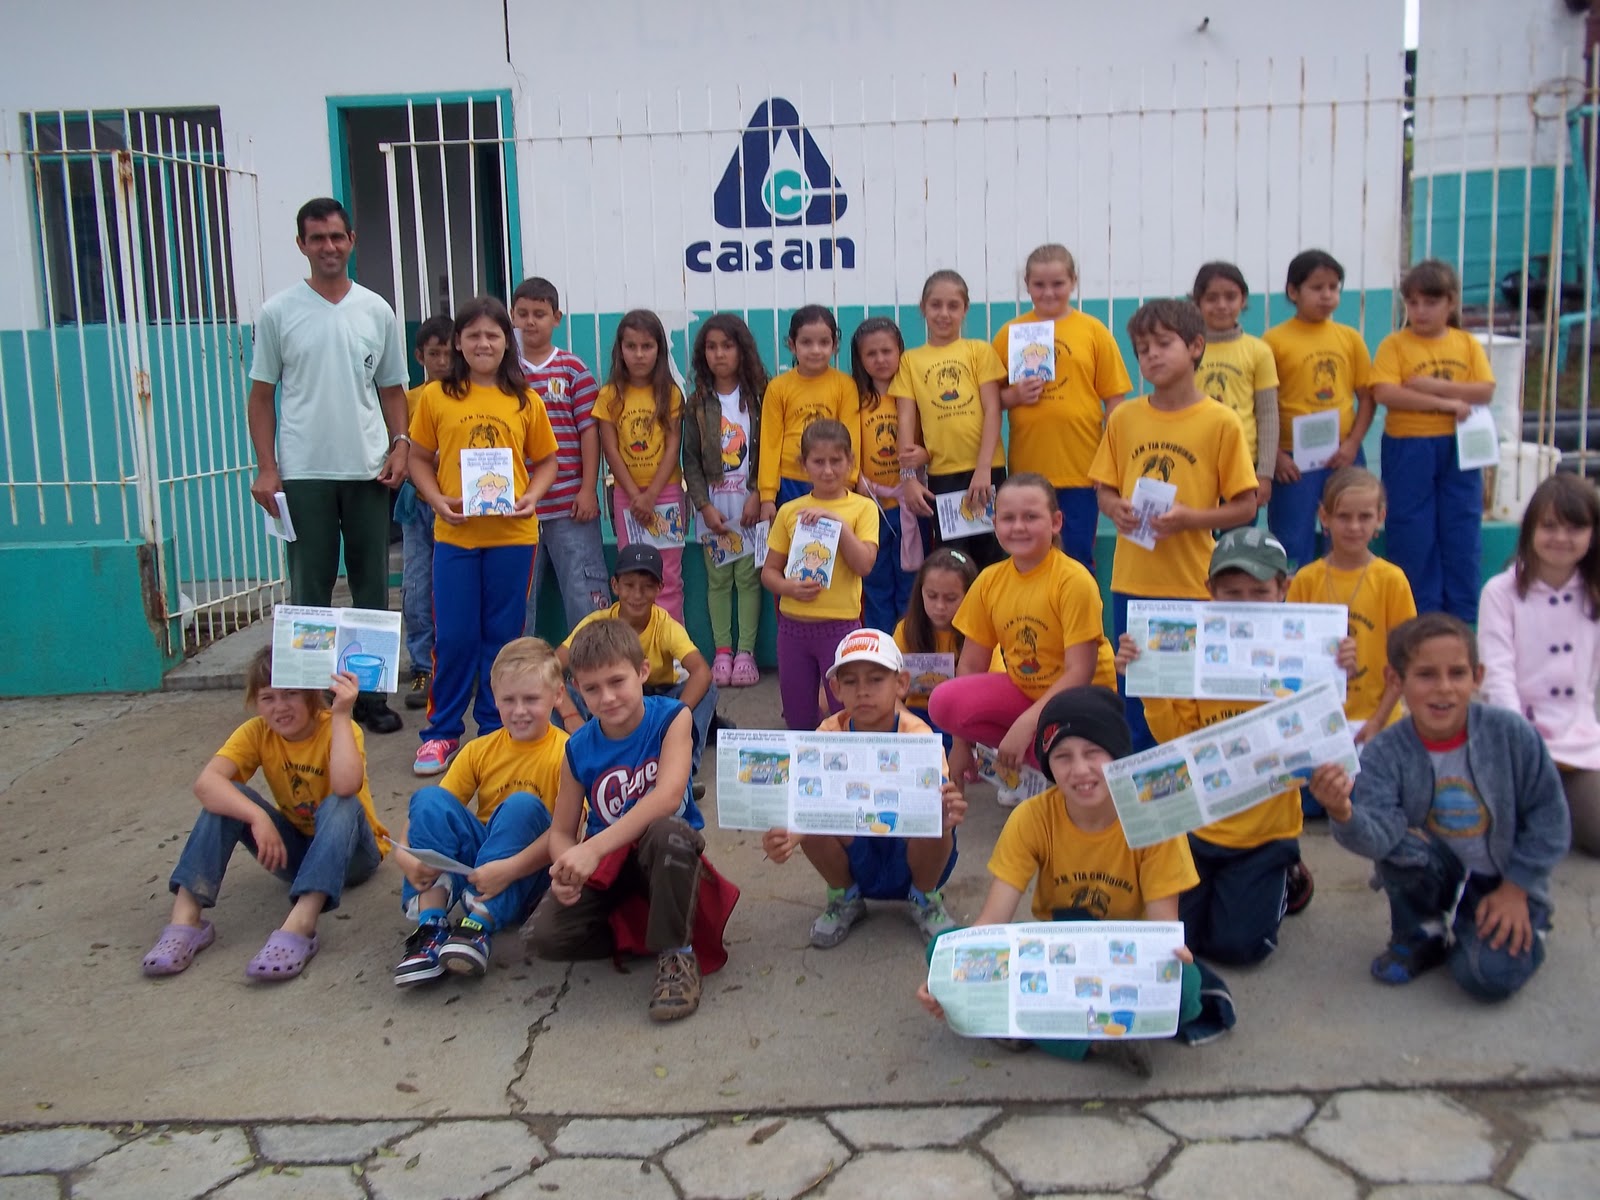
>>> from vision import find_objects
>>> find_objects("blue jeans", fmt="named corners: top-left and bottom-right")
top-left (567, 679), bottom-right (719, 774)
top-left (426, 541), bottom-right (538, 742)
top-left (401, 786), bottom-right (553, 932)
top-left (1267, 446), bottom-right (1366, 571)
top-left (169, 784), bottom-right (381, 912)
top-left (1180, 835), bottom-right (1300, 966)
top-left (1111, 591), bottom-right (1159, 752)
top-left (527, 513), bottom-right (611, 638)
top-left (1380, 434), bottom-right (1482, 623)
top-left (399, 496), bottom-right (435, 672)
top-left (1377, 829), bottom-right (1549, 1002)
top-left (1056, 486), bottom-right (1100, 574)
top-left (862, 504), bottom-right (916, 634)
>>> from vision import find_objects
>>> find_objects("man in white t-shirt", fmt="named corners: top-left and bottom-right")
top-left (248, 197), bottom-right (412, 733)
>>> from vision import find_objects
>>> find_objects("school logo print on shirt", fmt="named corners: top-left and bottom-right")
top-left (1312, 356), bottom-right (1339, 404)
top-left (1140, 453), bottom-right (1176, 483)
top-left (626, 412), bottom-right (655, 455)
top-left (925, 361), bottom-right (964, 408)
top-left (467, 423), bottom-right (500, 448)
top-left (592, 758), bottom-right (661, 825)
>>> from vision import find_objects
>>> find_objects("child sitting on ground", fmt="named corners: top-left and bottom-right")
top-left (916, 686), bottom-right (1213, 1077)
top-left (391, 638), bottom-right (567, 986)
top-left (523, 619), bottom-right (738, 1022)
top-left (142, 648), bottom-right (387, 981)
top-left (761, 629), bottom-right (967, 948)
top-left (1308, 614), bottom-right (1570, 1000)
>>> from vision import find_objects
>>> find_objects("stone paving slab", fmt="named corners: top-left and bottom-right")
top-left (1305, 1089), bottom-right (1504, 1184)
top-left (810, 1148), bottom-right (1012, 1198)
top-left (252, 1121), bottom-right (420, 1164)
top-left (981, 1112), bottom-right (1174, 1192)
top-left (0, 1177), bottom-right (62, 1200)
top-left (495, 1158), bottom-right (679, 1198)
top-left (0, 1129), bottom-right (121, 1176)
top-left (209, 1165), bottom-right (367, 1200)
top-left (824, 1105), bottom-right (1002, 1149)
top-left (549, 1116), bottom-right (703, 1157)
top-left (363, 1122), bottom-right (545, 1200)
top-left (1142, 1094), bottom-right (1317, 1141)
top-left (71, 1128), bottom-right (250, 1200)
top-left (1149, 1141), bottom-right (1359, 1200)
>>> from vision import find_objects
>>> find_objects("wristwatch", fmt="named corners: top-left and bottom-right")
top-left (390, 433), bottom-right (412, 450)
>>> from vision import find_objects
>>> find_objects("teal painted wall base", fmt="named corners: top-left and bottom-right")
top-left (0, 539), bottom-right (181, 695)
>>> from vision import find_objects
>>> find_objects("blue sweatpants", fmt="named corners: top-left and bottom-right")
top-left (1057, 486), bottom-right (1100, 574)
top-left (862, 504), bottom-right (916, 634)
top-left (425, 541), bottom-right (537, 742)
top-left (776, 477), bottom-right (811, 507)
top-left (1111, 591), bottom-right (1160, 753)
top-left (1180, 835), bottom-right (1300, 966)
top-left (401, 786), bottom-right (553, 932)
top-left (1267, 447), bottom-right (1366, 571)
top-left (1380, 434), bottom-right (1482, 623)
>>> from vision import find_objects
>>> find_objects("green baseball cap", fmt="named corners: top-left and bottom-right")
top-left (1209, 527), bottom-right (1289, 581)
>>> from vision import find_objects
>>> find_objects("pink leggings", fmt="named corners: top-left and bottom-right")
top-left (612, 482), bottom-right (685, 622)
top-left (928, 672), bottom-right (1040, 766)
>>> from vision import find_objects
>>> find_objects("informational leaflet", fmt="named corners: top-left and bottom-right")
top-left (936, 491), bottom-right (995, 540)
top-left (1291, 410), bottom-right (1341, 471)
top-left (926, 921), bottom-right (1187, 1040)
top-left (1124, 477), bottom-right (1176, 551)
top-left (783, 513), bottom-right (842, 584)
top-left (1124, 600), bottom-right (1349, 703)
top-left (1102, 680), bottom-right (1359, 849)
top-left (971, 743), bottom-right (1051, 801)
top-left (1456, 406), bottom-right (1500, 470)
top-left (903, 652), bottom-right (956, 699)
top-left (715, 728), bottom-right (944, 837)
top-left (461, 447), bottom-right (517, 515)
top-left (262, 491), bottom-right (297, 542)
top-left (1006, 320), bottom-right (1056, 383)
top-left (623, 500), bottom-right (689, 549)
top-left (270, 605), bottom-right (405, 693)
top-left (699, 520), bottom-right (769, 567)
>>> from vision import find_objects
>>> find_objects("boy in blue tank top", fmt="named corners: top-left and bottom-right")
top-left (521, 618), bottom-right (709, 1021)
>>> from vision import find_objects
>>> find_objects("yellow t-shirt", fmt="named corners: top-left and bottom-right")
top-left (1373, 327), bottom-right (1496, 439)
top-left (992, 309), bottom-right (1133, 488)
top-left (594, 382), bottom-right (684, 488)
top-left (988, 789), bottom-right (1199, 922)
top-left (437, 725), bottom-right (568, 821)
top-left (889, 340), bottom-right (1007, 475)
top-left (1195, 333), bottom-right (1279, 462)
top-left (1286, 556), bottom-right (1416, 724)
top-left (954, 550), bottom-right (1118, 699)
top-left (408, 381), bottom-right (560, 548)
top-left (1263, 317), bottom-right (1373, 446)
top-left (859, 394), bottom-right (903, 505)
top-left (1143, 698), bottom-right (1305, 848)
top-left (405, 383), bottom-right (426, 422)
top-left (817, 706), bottom-right (950, 776)
top-left (766, 490), bottom-right (879, 621)
top-left (566, 603), bottom-right (700, 689)
top-left (216, 710), bottom-right (388, 853)
top-left (758, 368), bottom-right (861, 496)
top-left (1088, 397), bottom-right (1259, 598)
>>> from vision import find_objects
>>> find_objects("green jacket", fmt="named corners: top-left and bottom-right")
top-left (682, 387), bottom-right (763, 510)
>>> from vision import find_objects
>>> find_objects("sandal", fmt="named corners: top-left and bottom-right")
top-left (142, 920), bottom-right (215, 977)
top-left (731, 651), bottom-right (760, 687)
top-left (711, 650), bottom-right (734, 688)
top-left (245, 929), bottom-right (319, 980)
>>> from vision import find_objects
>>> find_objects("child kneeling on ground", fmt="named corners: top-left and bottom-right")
top-left (1308, 614), bottom-right (1570, 999)
top-left (917, 687), bottom-right (1225, 1076)
top-left (761, 629), bottom-right (967, 948)
top-left (392, 638), bottom-right (567, 986)
top-left (142, 648), bottom-right (387, 981)
top-left (522, 618), bottom-right (739, 1021)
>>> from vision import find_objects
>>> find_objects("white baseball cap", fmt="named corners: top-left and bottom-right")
top-left (826, 628), bottom-right (905, 681)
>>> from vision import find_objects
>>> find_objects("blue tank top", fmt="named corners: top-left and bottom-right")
top-left (564, 693), bottom-right (705, 838)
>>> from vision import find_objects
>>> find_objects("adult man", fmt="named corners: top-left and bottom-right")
top-left (248, 197), bottom-right (411, 733)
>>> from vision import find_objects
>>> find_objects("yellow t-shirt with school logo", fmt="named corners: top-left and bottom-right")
top-left (988, 789), bottom-right (1199, 922)
top-left (1195, 333), bottom-right (1279, 462)
top-left (889, 340), bottom-right (1007, 475)
top-left (766, 490), bottom-right (879, 620)
top-left (1286, 557), bottom-right (1416, 724)
top-left (438, 725), bottom-right (568, 821)
top-left (1088, 397), bottom-right (1258, 598)
top-left (859, 394), bottom-right (903, 504)
top-left (566, 603), bottom-right (700, 689)
top-left (758, 368), bottom-right (861, 496)
top-left (1263, 317), bottom-right (1373, 445)
top-left (594, 382), bottom-right (684, 488)
top-left (993, 309), bottom-right (1133, 488)
top-left (408, 381), bottom-right (560, 548)
top-left (217, 710), bottom-right (388, 853)
top-left (1143, 698), bottom-right (1305, 849)
top-left (1373, 327), bottom-right (1496, 439)
top-left (954, 550), bottom-right (1118, 699)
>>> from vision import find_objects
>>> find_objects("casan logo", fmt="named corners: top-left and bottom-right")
top-left (685, 98), bottom-right (856, 275)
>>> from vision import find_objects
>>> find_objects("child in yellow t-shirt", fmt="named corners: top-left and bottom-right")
top-left (142, 648), bottom-right (387, 982)
top-left (1373, 259), bottom-right (1496, 622)
top-left (894, 547), bottom-right (979, 738)
top-left (1192, 261), bottom-right (1279, 517)
top-left (1090, 299), bottom-right (1259, 750)
top-left (408, 297), bottom-right (560, 778)
top-left (852, 316), bottom-right (918, 631)
top-left (1262, 249), bottom-right (1376, 570)
top-left (993, 243), bottom-right (1132, 570)
top-left (892, 269), bottom-right (1009, 565)
top-left (761, 419), bottom-right (879, 730)
top-left (393, 638), bottom-right (567, 986)
top-left (398, 315), bottom-right (455, 709)
top-left (917, 686), bottom-right (1214, 1075)
top-left (758, 305), bottom-right (860, 513)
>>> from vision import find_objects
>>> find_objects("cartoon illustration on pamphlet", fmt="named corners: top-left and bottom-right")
top-left (738, 750), bottom-right (790, 785)
top-left (1133, 760), bottom-right (1192, 803)
top-left (467, 471), bottom-right (513, 515)
top-left (700, 520), bottom-right (770, 567)
top-left (625, 501), bottom-right (689, 549)
top-left (460, 447), bottom-right (517, 516)
top-left (953, 947), bottom-right (1009, 983)
top-left (785, 514), bottom-right (842, 585)
top-left (1007, 320), bottom-right (1056, 383)
top-left (936, 490), bottom-right (996, 540)
top-left (272, 605), bottom-right (403, 693)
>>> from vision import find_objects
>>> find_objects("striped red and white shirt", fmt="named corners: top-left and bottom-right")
top-left (522, 348), bottom-right (600, 520)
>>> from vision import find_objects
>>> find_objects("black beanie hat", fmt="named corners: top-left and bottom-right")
top-left (1033, 686), bottom-right (1133, 780)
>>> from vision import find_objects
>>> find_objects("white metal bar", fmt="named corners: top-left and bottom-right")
top-left (495, 93), bottom-right (512, 304)
top-left (406, 101), bottom-right (431, 317)
top-left (382, 143), bottom-right (407, 321)
top-left (435, 98), bottom-right (456, 310)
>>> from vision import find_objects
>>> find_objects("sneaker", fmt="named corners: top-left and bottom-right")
top-left (404, 670), bottom-right (430, 711)
top-left (648, 949), bottom-right (702, 1021)
top-left (995, 782), bottom-right (1028, 808)
top-left (1371, 933), bottom-right (1448, 986)
top-left (355, 695), bottom-right (404, 734)
top-left (909, 888), bottom-right (957, 943)
top-left (438, 916), bottom-right (492, 977)
top-left (711, 650), bottom-right (734, 687)
top-left (413, 738), bottom-right (459, 776)
top-left (1285, 860), bottom-right (1315, 916)
top-left (394, 919), bottom-right (451, 987)
top-left (810, 888), bottom-right (867, 948)
top-left (1087, 1039), bottom-right (1154, 1079)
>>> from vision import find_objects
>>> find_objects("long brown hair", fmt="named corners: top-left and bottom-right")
top-left (850, 316), bottom-right (904, 413)
top-left (443, 296), bottom-right (530, 408)
top-left (901, 548), bottom-right (979, 654)
top-left (606, 308), bottom-right (676, 428)
top-left (1515, 473), bottom-right (1600, 614)
top-left (690, 312), bottom-right (768, 415)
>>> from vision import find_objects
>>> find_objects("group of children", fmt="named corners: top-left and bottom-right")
top-left (138, 242), bottom-right (1595, 1068)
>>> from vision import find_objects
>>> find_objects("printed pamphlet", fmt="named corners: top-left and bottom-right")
top-left (1456, 406), bottom-right (1500, 470)
top-left (461, 447), bottom-right (517, 516)
top-left (971, 743), bottom-right (1051, 801)
top-left (783, 513), bottom-right (842, 586)
top-left (699, 520), bottom-right (768, 567)
top-left (1007, 321), bottom-right (1056, 383)
top-left (262, 491), bottom-right (297, 542)
top-left (1124, 600), bottom-right (1349, 703)
top-left (623, 500), bottom-right (690, 549)
top-left (936, 491), bottom-right (995, 540)
top-left (903, 652), bottom-right (956, 699)
top-left (1291, 410), bottom-right (1341, 472)
top-left (1125, 477), bottom-right (1177, 551)
top-left (270, 604), bottom-right (405, 693)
